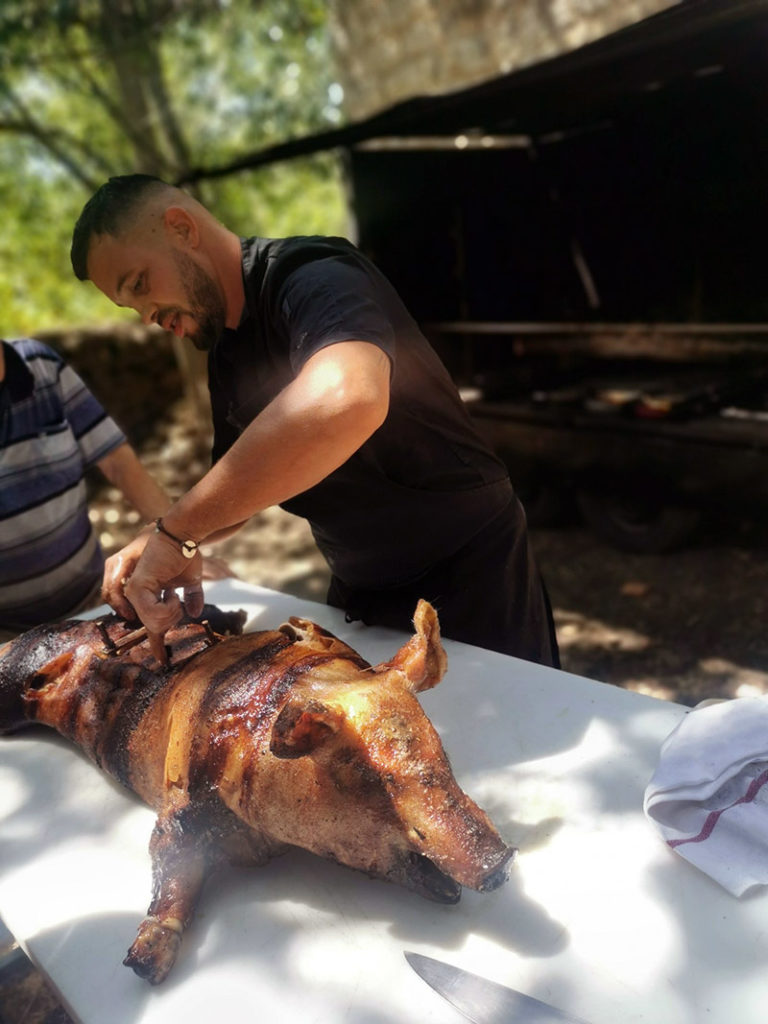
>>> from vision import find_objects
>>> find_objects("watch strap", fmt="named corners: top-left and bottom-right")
top-left (154, 517), bottom-right (199, 559)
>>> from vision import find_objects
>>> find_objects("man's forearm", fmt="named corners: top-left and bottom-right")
top-left (97, 443), bottom-right (171, 521)
top-left (163, 340), bottom-right (390, 542)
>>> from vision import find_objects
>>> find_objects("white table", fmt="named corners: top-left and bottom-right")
top-left (0, 579), bottom-right (765, 1023)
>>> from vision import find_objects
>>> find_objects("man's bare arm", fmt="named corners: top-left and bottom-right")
top-left (108, 340), bottom-right (390, 632)
top-left (165, 339), bottom-right (391, 541)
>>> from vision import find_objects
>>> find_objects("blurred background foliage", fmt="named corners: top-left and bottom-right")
top-left (0, 0), bottom-right (348, 336)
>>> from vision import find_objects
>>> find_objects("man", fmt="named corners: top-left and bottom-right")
top-left (71, 174), bottom-right (559, 666)
top-left (0, 335), bottom-right (171, 638)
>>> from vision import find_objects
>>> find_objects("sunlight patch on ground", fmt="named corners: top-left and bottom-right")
top-left (626, 659), bottom-right (768, 704)
top-left (554, 609), bottom-right (652, 653)
top-left (698, 658), bottom-right (768, 698)
top-left (623, 678), bottom-right (679, 701)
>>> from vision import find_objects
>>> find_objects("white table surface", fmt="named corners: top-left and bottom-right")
top-left (0, 578), bottom-right (765, 1024)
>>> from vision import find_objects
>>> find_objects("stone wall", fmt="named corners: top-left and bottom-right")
top-left (328, 0), bottom-right (679, 121)
top-left (35, 323), bottom-right (188, 445)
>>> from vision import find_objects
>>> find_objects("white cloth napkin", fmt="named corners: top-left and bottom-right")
top-left (644, 696), bottom-right (768, 896)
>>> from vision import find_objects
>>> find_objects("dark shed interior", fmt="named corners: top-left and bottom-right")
top-left (348, 0), bottom-right (768, 327)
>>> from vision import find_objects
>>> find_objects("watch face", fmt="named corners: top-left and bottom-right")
top-left (181, 540), bottom-right (198, 559)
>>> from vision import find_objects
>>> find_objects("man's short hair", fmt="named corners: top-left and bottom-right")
top-left (70, 174), bottom-right (170, 281)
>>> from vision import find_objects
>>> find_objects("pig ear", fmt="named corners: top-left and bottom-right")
top-left (270, 699), bottom-right (343, 759)
top-left (372, 599), bottom-right (448, 693)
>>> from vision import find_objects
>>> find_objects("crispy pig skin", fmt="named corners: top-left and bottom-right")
top-left (0, 600), bottom-right (514, 984)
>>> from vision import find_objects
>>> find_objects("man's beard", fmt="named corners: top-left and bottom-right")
top-left (172, 250), bottom-right (227, 351)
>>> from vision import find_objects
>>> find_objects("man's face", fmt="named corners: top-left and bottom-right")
top-left (87, 229), bottom-right (227, 352)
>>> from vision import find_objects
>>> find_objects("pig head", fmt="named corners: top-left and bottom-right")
top-left (264, 601), bottom-right (513, 900)
top-left (0, 600), bottom-right (514, 985)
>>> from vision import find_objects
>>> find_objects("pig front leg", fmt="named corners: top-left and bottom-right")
top-left (124, 804), bottom-right (276, 984)
top-left (124, 808), bottom-right (208, 984)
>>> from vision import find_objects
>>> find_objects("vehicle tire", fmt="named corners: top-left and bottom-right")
top-left (576, 484), bottom-right (701, 553)
top-left (517, 480), bottom-right (576, 528)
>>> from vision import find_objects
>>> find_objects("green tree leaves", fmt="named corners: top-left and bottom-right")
top-left (1, 0), bottom-right (347, 334)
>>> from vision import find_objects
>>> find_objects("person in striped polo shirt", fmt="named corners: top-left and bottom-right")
top-left (0, 337), bottom-right (172, 638)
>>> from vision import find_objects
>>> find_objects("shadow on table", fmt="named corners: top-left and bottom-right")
top-left (21, 841), bottom-right (573, 1024)
top-left (63, 848), bottom-right (569, 1020)
top-left (644, 857), bottom-right (768, 1019)
top-left (0, 728), bottom-right (145, 869)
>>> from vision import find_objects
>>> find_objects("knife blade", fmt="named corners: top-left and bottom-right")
top-left (405, 951), bottom-right (589, 1024)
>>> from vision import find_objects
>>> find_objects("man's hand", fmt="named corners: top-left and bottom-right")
top-left (123, 530), bottom-right (205, 634)
top-left (103, 527), bottom-right (205, 633)
top-left (102, 527), bottom-right (154, 619)
top-left (104, 531), bottom-right (238, 621)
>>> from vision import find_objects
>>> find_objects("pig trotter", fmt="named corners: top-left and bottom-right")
top-left (124, 917), bottom-right (183, 985)
top-left (128, 808), bottom-right (210, 983)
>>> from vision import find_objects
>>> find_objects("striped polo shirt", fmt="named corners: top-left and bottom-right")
top-left (0, 338), bottom-right (126, 629)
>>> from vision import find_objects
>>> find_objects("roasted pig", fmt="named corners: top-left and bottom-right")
top-left (0, 600), bottom-right (514, 984)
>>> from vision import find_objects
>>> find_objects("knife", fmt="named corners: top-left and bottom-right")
top-left (405, 951), bottom-right (589, 1024)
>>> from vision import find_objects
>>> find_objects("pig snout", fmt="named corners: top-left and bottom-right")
top-left (399, 785), bottom-right (516, 894)
top-left (398, 833), bottom-right (515, 905)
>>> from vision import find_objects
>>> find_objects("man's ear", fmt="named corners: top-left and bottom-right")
top-left (163, 206), bottom-right (199, 248)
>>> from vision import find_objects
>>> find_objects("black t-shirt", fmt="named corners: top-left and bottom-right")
top-left (208, 235), bottom-right (512, 588)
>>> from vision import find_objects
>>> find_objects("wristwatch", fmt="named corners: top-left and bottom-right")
top-left (154, 517), bottom-right (199, 559)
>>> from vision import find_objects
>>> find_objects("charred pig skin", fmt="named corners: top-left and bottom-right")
top-left (0, 600), bottom-right (515, 984)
